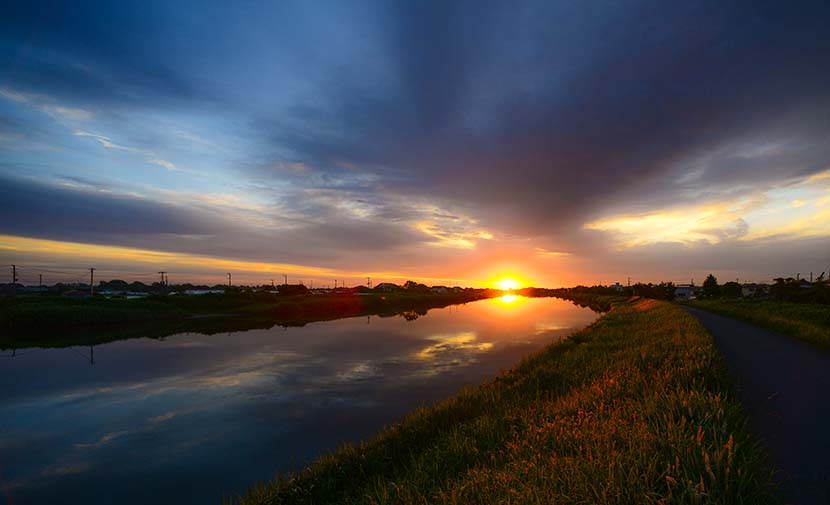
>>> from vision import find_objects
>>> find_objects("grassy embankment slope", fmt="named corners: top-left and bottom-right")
top-left (688, 299), bottom-right (830, 349)
top-left (235, 299), bottom-right (777, 505)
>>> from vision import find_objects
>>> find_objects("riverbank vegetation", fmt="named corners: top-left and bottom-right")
top-left (698, 273), bottom-right (829, 305)
top-left (688, 299), bottom-right (830, 349)
top-left (0, 289), bottom-right (495, 348)
top-left (520, 287), bottom-right (628, 311)
top-left (234, 299), bottom-right (777, 505)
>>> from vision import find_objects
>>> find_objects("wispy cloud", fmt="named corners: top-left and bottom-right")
top-left (149, 158), bottom-right (177, 170)
top-left (415, 221), bottom-right (493, 249)
top-left (1, 87), bottom-right (94, 120)
top-left (534, 248), bottom-right (570, 259)
top-left (74, 430), bottom-right (128, 450)
top-left (42, 105), bottom-right (94, 121)
top-left (73, 130), bottom-right (138, 152)
top-left (585, 203), bottom-right (754, 247)
top-left (149, 411), bottom-right (177, 423)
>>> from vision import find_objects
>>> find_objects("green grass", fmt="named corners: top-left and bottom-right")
top-left (688, 299), bottom-right (830, 349)
top-left (233, 300), bottom-right (777, 505)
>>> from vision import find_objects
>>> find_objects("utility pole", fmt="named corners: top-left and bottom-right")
top-left (627, 276), bottom-right (631, 288)
top-left (89, 267), bottom-right (96, 296)
top-left (334, 279), bottom-right (337, 289)
top-left (367, 277), bottom-right (371, 289)
top-left (227, 273), bottom-right (232, 287)
top-left (39, 273), bottom-right (43, 288)
top-left (271, 279), bottom-right (275, 289)
top-left (283, 274), bottom-right (288, 285)
top-left (158, 271), bottom-right (167, 294)
top-left (10, 264), bottom-right (18, 296)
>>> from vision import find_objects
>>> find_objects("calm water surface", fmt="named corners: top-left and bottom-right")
top-left (0, 296), bottom-right (598, 504)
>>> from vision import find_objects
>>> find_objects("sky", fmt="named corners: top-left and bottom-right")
top-left (1, 0), bottom-right (829, 288)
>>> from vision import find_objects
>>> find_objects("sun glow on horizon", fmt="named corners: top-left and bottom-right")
top-left (494, 277), bottom-right (521, 291)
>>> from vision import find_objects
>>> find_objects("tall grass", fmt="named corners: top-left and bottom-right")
top-left (688, 299), bottom-right (830, 349)
top-left (233, 300), bottom-right (777, 505)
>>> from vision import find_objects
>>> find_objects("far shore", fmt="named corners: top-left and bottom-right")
top-left (0, 288), bottom-right (619, 350)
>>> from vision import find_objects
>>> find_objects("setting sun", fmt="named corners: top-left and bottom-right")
top-left (494, 277), bottom-right (521, 291)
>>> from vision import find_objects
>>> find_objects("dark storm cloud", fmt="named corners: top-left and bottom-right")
top-left (0, 1), bottom-right (201, 108)
top-left (1, 0), bottom-right (828, 272)
top-left (261, 0), bottom-right (830, 240)
top-left (0, 175), bottom-right (218, 241)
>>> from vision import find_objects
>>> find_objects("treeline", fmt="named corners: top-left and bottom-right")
top-left (700, 274), bottom-right (829, 304)
top-left (525, 282), bottom-right (677, 301)
top-left (519, 286), bottom-right (628, 312)
top-left (2, 279), bottom-right (475, 297)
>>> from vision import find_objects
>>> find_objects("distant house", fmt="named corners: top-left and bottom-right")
top-left (20, 286), bottom-right (48, 294)
top-left (430, 286), bottom-right (448, 294)
top-left (611, 283), bottom-right (625, 293)
top-left (63, 289), bottom-right (90, 298)
top-left (183, 289), bottom-right (225, 295)
top-left (674, 284), bottom-right (696, 300)
top-left (375, 282), bottom-right (399, 292)
top-left (741, 283), bottom-right (765, 297)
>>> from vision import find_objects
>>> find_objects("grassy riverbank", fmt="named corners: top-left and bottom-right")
top-left (0, 290), bottom-right (494, 348)
top-left (551, 292), bottom-right (629, 312)
top-left (235, 299), bottom-right (777, 505)
top-left (686, 299), bottom-right (830, 349)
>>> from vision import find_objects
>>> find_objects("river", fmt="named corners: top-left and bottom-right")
top-left (0, 296), bottom-right (599, 504)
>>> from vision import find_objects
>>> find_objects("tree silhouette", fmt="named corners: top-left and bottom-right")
top-left (702, 274), bottom-right (720, 299)
top-left (722, 281), bottom-right (741, 298)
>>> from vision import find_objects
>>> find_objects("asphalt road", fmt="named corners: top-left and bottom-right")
top-left (683, 306), bottom-right (830, 505)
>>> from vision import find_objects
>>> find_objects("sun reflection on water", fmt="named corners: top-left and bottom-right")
top-left (499, 294), bottom-right (519, 304)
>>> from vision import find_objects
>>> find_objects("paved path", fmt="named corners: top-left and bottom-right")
top-left (683, 306), bottom-right (830, 504)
